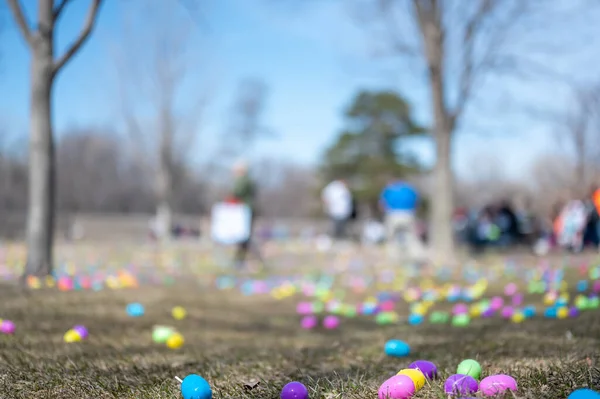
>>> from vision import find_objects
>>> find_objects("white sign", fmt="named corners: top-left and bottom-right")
top-left (211, 202), bottom-right (252, 245)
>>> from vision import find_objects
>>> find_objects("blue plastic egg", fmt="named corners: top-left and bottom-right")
top-left (544, 307), bottom-right (557, 318)
top-left (407, 314), bottom-right (424, 325)
top-left (568, 388), bottom-right (600, 399)
top-left (523, 306), bottom-right (536, 318)
top-left (384, 339), bottom-right (410, 357)
top-left (577, 280), bottom-right (589, 292)
top-left (181, 374), bottom-right (212, 399)
top-left (126, 303), bottom-right (144, 317)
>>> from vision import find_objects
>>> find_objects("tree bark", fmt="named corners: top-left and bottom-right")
top-left (24, 39), bottom-right (56, 277)
top-left (156, 107), bottom-right (174, 241)
top-left (415, 2), bottom-right (457, 265)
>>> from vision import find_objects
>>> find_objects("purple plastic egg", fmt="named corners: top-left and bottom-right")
top-left (500, 306), bottom-right (514, 319)
top-left (300, 316), bottom-right (318, 330)
top-left (568, 306), bottom-right (579, 318)
top-left (73, 325), bottom-right (88, 339)
top-left (444, 374), bottom-right (478, 395)
top-left (479, 374), bottom-right (517, 396)
top-left (0, 320), bottom-right (15, 334)
top-left (408, 360), bottom-right (437, 379)
top-left (280, 381), bottom-right (308, 399)
top-left (378, 375), bottom-right (415, 399)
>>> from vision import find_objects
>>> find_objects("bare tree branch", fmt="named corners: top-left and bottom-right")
top-left (53, 0), bottom-right (74, 21)
top-left (5, 0), bottom-right (33, 46)
top-left (376, 0), bottom-right (417, 56)
top-left (52, 0), bottom-right (104, 75)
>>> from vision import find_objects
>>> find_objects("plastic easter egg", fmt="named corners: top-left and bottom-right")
top-left (378, 375), bottom-right (415, 399)
top-left (557, 307), bottom-right (569, 319)
top-left (407, 314), bottom-right (423, 325)
top-left (523, 305), bottom-right (536, 318)
top-left (397, 368), bottom-right (425, 390)
top-left (72, 325), bottom-right (88, 339)
top-left (504, 283), bottom-right (517, 296)
top-left (568, 388), bottom-right (600, 398)
top-left (384, 339), bottom-right (410, 357)
top-left (152, 326), bottom-right (175, 343)
top-left (126, 302), bottom-right (144, 317)
top-left (172, 306), bottom-right (187, 320)
top-left (408, 360), bottom-right (437, 379)
top-left (479, 374), bottom-right (517, 396)
top-left (63, 329), bottom-right (81, 343)
top-left (456, 359), bottom-right (481, 380)
top-left (577, 280), bottom-right (589, 292)
top-left (181, 374), bottom-right (212, 399)
top-left (452, 314), bottom-right (470, 327)
top-left (0, 320), bottom-right (15, 334)
top-left (323, 315), bottom-right (339, 329)
top-left (166, 332), bottom-right (184, 349)
top-left (300, 315), bottom-right (318, 329)
top-left (511, 312), bottom-right (525, 323)
top-left (444, 374), bottom-right (478, 395)
top-left (544, 307), bottom-right (557, 318)
top-left (280, 381), bottom-right (308, 399)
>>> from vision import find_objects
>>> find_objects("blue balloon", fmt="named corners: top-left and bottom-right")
top-left (568, 388), bottom-right (600, 399)
top-left (384, 339), bottom-right (410, 357)
top-left (181, 374), bottom-right (212, 399)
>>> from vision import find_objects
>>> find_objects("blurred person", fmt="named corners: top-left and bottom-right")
top-left (230, 160), bottom-right (266, 270)
top-left (321, 179), bottom-right (352, 240)
top-left (556, 197), bottom-right (587, 253)
top-left (495, 199), bottom-right (520, 247)
top-left (379, 179), bottom-right (425, 262)
top-left (583, 184), bottom-right (600, 248)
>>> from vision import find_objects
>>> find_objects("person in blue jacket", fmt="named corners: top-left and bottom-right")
top-left (379, 180), bottom-right (425, 262)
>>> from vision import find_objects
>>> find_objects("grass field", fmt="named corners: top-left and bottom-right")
top-left (0, 242), bottom-right (599, 398)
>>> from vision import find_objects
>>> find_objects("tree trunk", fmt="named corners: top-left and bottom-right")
top-left (24, 43), bottom-right (55, 277)
top-left (427, 61), bottom-right (456, 265)
top-left (156, 113), bottom-right (173, 241)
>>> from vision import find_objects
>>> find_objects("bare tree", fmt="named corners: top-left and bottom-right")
top-left (352, 0), bottom-right (544, 263)
top-left (556, 86), bottom-right (600, 194)
top-left (113, 0), bottom-right (209, 241)
top-left (5, 0), bottom-right (104, 277)
top-left (223, 78), bottom-right (273, 160)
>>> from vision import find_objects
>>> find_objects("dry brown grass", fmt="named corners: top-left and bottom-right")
top-left (0, 243), bottom-right (599, 398)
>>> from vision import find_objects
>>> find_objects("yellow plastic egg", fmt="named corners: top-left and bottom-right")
top-left (166, 333), bottom-right (184, 349)
top-left (470, 306), bottom-right (482, 317)
top-left (397, 368), bottom-right (426, 390)
top-left (63, 329), bottom-right (81, 343)
top-left (557, 307), bottom-right (569, 319)
top-left (543, 293), bottom-right (556, 306)
top-left (172, 306), bottom-right (187, 320)
top-left (511, 312), bottom-right (525, 323)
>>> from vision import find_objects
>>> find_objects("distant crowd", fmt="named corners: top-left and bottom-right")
top-left (144, 161), bottom-right (600, 268)
top-left (321, 178), bottom-right (600, 258)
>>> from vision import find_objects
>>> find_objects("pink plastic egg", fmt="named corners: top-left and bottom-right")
top-left (323, 315), bottom-right (339, 329)
top-left (479, 374), bottom-right (517, 396)
top-left (504, 283), bottom-right (517, 296)
top-left (452, 303), bottom-right (468, 315)
top-left (500, 306), bottom-right (514, 319)
top-left (300, 316), bottom-right (318, 330)
top-left (296, 302), bottom-right (313, 315)
top-left (490, 296), bottom-right (504, 310)
top-left (0, 320), bottom-right (15, 334)
top-left (378, 375), bottom-right (415, 399)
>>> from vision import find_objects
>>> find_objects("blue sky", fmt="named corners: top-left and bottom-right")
top-left (1, 0), bottom-right (598, 179)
